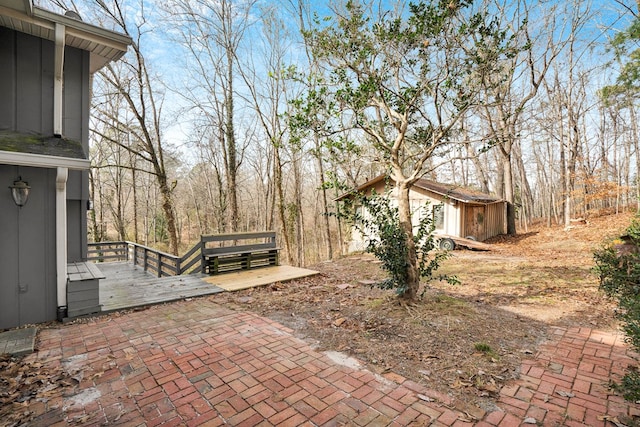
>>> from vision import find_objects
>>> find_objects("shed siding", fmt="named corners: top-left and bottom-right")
top-left (460, 202), bottom-right (506, 241)
top-left (484, 202), bottom-right (507, 238)
top-left (343, 182), bottom-right (506, 253)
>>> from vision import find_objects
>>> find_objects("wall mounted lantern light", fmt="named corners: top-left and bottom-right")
top-left (9, 177), bottom-right (30, 207)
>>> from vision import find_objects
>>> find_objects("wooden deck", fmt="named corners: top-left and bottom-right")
top-left (201, 265), bottom-right (319, 291)
top-left (95, 262), bottom-right (319, 312)
top-left (97, 262), bottom-right (224, 312)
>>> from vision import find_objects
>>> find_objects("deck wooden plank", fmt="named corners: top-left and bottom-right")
top-left (95, 262), bottom-right (318, 313)
top-left (98, 262), bottom-right (224, 312)
top-left (202, 265), bottom-right (319, 291)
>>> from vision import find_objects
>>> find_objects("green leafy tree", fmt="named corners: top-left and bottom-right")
top-left (347, 191), bottom-right (456, 296)
top-left (594, 217), bottom-right (640, 401)
top-left (304, 0), bottom-right (514, 299)
top-left (607, 3), bottom-right (640, 97)
top-left (600, 5), bottom-right (640, 210)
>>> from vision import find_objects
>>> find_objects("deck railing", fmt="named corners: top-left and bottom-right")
top-left (88, 231), bottom-right (277, 278)
top-left (87, 241), bottom-right (203, 277)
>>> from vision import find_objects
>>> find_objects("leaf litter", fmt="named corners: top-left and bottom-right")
top-left (0, 353), bottom-right (78, 427)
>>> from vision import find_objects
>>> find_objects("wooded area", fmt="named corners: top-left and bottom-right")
top-left (42, 0), bottom-right (639, 265)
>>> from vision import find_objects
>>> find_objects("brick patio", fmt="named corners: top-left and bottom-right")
top-left (22, 299), bottom-right (640, 426)
top-left (482, 327), bottom-right (640, 427)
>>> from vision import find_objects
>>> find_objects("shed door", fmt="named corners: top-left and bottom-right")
top-left (464, 205), bottom-right (485, 240)
top-left (0, 166), bottom-right (57, 329)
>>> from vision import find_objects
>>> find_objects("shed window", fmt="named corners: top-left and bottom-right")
top-left (432, 204), bottom-right (444, 229)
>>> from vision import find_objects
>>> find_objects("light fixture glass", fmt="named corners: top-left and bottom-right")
top-left (10, 177), bottom-right (30, 207)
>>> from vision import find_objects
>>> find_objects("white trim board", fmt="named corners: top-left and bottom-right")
top-left (0, 150), bottom-right (90, 170)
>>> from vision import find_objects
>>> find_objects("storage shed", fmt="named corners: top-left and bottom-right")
top-left (338, 175), bottom-right (507, 253)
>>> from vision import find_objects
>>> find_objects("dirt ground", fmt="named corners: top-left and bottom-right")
top-left (213, 210), bottom-right (636, 411)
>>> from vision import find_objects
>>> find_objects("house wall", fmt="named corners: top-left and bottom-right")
top-left (0, 27), bottom-right (90, 262)
top-left (408, 187), bottom-right (460, 236)
top-left (0, 165), bottom-right (57, 329)
top-left (67, 170), bottom-right (89, 262)
top-left (0, 27), bottom-right (92, 327)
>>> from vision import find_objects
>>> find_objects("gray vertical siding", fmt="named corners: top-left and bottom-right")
top-left (64, 47), bottom-right (91, 261)
top-left (62, 45), bottom-right (90, 144)
top-left (0, 165), bottom-right (57, 329)
top-left (0, 28), bottom-right (92, 326)
top-left (0, 27), bottom-right (90, 266)
top-left (0, 27), bottom-right (16, 129)
top-left (0, 27), bottom-right (88, 140)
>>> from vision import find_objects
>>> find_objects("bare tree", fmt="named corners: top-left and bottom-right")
top-left (475, 0), bottom-right (577, 234)
top-left (231, 4), bottom-right (298, 264)
top-left (164, 0), bottom-right (257, 233)
top-left (89, 1), bottom-right (181, 254)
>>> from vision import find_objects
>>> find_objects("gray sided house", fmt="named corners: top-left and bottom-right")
top-left (338, 175), bottom-right (507, 253)
top-left (0, 0), bottom-right (130, 329)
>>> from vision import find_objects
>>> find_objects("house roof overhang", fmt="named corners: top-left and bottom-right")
top-left (0, 0), bottom-right (131, 73)
top-left (335, 174), bottom-right (504, 205)
top-left (0, 131), bottom-right (90, 170)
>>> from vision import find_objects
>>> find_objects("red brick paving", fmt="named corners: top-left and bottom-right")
top-left (487, 326), bottom-right (640, 426)
top-left (23, 301), bottom-right (640, 426)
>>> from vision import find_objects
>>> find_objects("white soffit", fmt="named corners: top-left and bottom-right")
top-left (0, 1), bottom-right (130, 73)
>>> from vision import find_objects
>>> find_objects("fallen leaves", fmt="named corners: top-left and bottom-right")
top-left (598, 415), bottom-right (630, 427)
top-left (0, 354), bottom-right (78, 426)
top-left (556, 390), bottom-right (575, 398)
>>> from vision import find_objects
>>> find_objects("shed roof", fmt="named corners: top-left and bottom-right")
top-left (0, 0), bottom-right (131, 72)
top-left (337, 174), bottom-right (503, 205)
top-left (413, 178), bottom-right (502, 204)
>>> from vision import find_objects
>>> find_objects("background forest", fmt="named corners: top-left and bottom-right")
top-left (40, 0), bottom-right (639, 265)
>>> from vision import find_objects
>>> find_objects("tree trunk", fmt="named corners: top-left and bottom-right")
top-left (293, 153), bottom-right (304, 266)
top-left (502, 152), bottom-right (516, 235)
top-left (88, 169), bottom-right (102, 242)
top-left (465, 141), bottom-right (490, 193)
top-left (630, 104), bottom-right (640, 211)
top-left (314, 135), bottom-right (333, 260)
top-left (274, 145), bottom-right (294, 264)
top-left (396, 180), bottom-right (420, 300)
top-left (225, 46), bottom-right (239, 232)
top-left (132, 164), bottom-right (139, 242)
